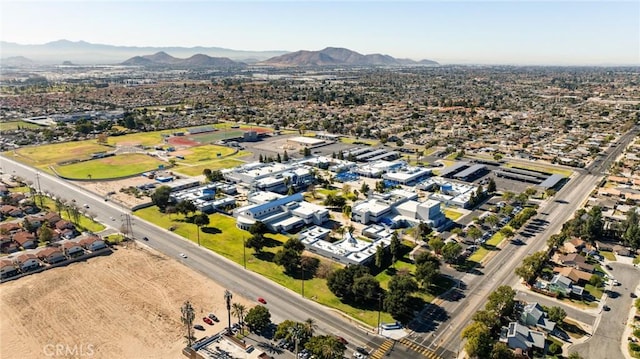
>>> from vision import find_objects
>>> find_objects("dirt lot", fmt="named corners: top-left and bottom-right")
top-left (0, 245), bottom-right (253, 359)
top-left (76, 176), bottom-right (156, 208)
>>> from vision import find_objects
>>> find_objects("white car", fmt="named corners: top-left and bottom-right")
top-left (179, 253), bottom-right (187, 258)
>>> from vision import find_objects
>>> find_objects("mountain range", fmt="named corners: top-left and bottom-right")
top-left (0, 40), bottom-right (438, 67)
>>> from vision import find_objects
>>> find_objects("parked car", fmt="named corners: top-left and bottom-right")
top-left (203, 317), bottom-right (214, 325)
top-left (257, 297), bottom-right (267, 304)
top-left (208, 313), bottom-right (219, 322)
top-left (336, 336), bottom-right (348, 345)
top-left (194, 324), bottom-right (205, 331)
top-left (603, 305), bottom-right (611, 311)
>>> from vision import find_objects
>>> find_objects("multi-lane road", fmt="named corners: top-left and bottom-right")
top-left (409, 125), bottom-right (639, 358)
top-left (0, 156), bottom-right (385, 355)
top-left (1, 125), bottom-right (636, 359)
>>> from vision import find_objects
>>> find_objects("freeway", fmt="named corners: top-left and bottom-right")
top-left (410, 125), bottom-right (639, 358)
top-left (0, 156), bottom-right (384, 354)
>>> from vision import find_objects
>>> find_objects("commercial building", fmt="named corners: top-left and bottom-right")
top-left (417, 177), bottom-right (482, 209)
top-left (300, 227), bottom-right (391, 265)
top-left (170, 182), bottom-right (237, 213)
top-left (233, 193), bottom-right (328, 232)
top-left (223, 162), bottom-right (315, 194)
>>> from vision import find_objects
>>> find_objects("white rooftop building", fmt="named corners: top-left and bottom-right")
top-left (233, 193), bottom-right (328, 232)
top-left (223, 162), bottom-right (315, 194)
top-left (300, 227), bottom-right (391, 265)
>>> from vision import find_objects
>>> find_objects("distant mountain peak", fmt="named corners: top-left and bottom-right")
top-left (261, 47), bottom-right (437, 67)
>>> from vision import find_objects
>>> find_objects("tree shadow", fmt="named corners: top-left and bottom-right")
top-left (255, 251), bottom-right (275, 262)
top-left (481, 244), bottom-right (500, 251)
top-left (201, 227), bottom-right (221, 234)
top-left (263, 236), bottom-right (283, 248)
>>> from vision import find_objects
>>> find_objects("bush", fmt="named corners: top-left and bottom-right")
top-left (549, 342), bottom-right (562, 355)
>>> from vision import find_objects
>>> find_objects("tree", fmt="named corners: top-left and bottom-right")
top-left (490, 342), bottom-right (515, 359)
top-left (620, 207), bottom-right (640, 249)
top-left (351, 274), bottom-right (381, 304)
top-left (589, 274), bottom-right (604, 288)
top-left (467, 227), bottom-right (483, 241)
top-left (547, 306), bottom-right (566, 324)
top-left (428, 237), bottom-right (445, 254)
top-left (246, 234), bottom-right (266, 254)
top-left (193, 213), bottom-right (210, 246)
top-left (486, 286), bottom-right (516, 318)
top-left (305, 335), bottom-right (346, 359)
top-left (374, 244), bottom-right (385, 268)
top-left (151, 185), bottom-right (172, 212)
top-left (327, 265), bottom-right (371, 301)
top-left (567, 352), bottom-right (585, 359)
top-left (244, 305), bottom-right (271, 333)
top-left (390, 231), bottom-right (401, 262)
top-left (283, 150), bottom-right (289, 162)
top-left (181, 301), bottom-right (196, 347)
top-left (487, 178), bottom-right (497, 193)
top-left (486, 215), bottom-right (500, 228)
top-left (176, 199), bottom-right (197, 217)
top-left (231, 303), bottom-right (246, 333)
top-left (415, 252), bottom-right (441, 288)
top-left (515, 251), bottom-right (547, 284)
top-left (274, 320), bottom-right (297, 340)
top-left (582, 206), bottom-right (603, 242)
top-left (388, 272), bottom-right (418, 294)
top-left (472, 309), bottom-right (500, 331)
top-left (502, 191), bottom-right (515, 203)
top-left (499, 227), bottom-right (514, 239)
top-left (38, 225), bottom-right (53, 244)
top-left (441, 242), bottom-right (462, 263)
top-left (375, 180), bottom-right (385, 193)
top-left (461, 321), bottom-right (493, 359)
top-left (360, 183), bottom-right (370, 196)
top-left (249, 221), bottom-right (268, 236)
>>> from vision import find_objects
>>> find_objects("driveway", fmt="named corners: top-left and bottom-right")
top-left (569, 261), bottom-right (640, 358)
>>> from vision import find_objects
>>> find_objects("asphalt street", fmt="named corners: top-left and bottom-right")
top-left (569, 262), bottom-right (640, 359)
top-left (0, 156), bottom-right (385, 355)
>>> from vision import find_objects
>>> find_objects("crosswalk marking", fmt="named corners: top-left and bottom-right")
top-left (399, 338), bottom-right (441, 359)
top-left (369, 339), bottom-right (394, 359)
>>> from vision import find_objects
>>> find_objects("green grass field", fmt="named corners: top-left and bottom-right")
top-left (173, 159), bottom-right (245, 176)
top-left (177, 144), bottom-right (237, 164)
top-left (0, 121), bottom-right (46, 131)
top-left (340, 137), bottom-right (379, 146)
top-left (443, 208), bottom-right (463, 221)
top-left (505, 162), bottom-right (573, 177)
top-left (54, 153), bottom-right (164, 179)
top-left (109, 131), bottom-right (176, 146)
top-left (601, 251), bottom-right (617, 261)
top-left (134, 207), bottom-right (396, 326)
top-left (7, 141), bottom-right (112, 168)
top-left (189, 130), bottom-right (245, 143)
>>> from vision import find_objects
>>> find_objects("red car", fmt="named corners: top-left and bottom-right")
top-left (203, 317), bottom-right (214, 325)
top-left (257, 297), bottom-right (267, 304)
top-left (336, 336), bottom-right (348, 345)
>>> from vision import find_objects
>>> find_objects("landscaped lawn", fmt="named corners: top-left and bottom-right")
top-left (173, 158), bottom-right (245, 176)
top-left (443, 208), bottom-right (463, 221)
top-left (53, 153), bottom-right (164, 179)
top-left (134, 207), bottom-right (394, 326)
top-left (340, 137), bottom-right (379, 146)
top-left (7, 141), bottom-right (112, 168)
top-left (108, 130), bottom-right (176, 146)
top-left (601, 251), bottom-right (617, 261)
top-left (0, 121), bottom-right (45, 131)
top-left (468, 247), bottom-right (490, 263)
top-left (38, 196), bottom-right (105, 233)
top-left (585, 284), bottom-right (603, 299)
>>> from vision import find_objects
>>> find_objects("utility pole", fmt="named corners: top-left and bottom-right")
top-left (377, 293), bottom-right (383, 334)
top-left (35, 172), bottom-right (44, 207)
top-left (224, 290), bottom-right (233, 335)
top-left (243, 237), bottom-right (246, 269)
top-left (301, 265), bottom-right (305, 298)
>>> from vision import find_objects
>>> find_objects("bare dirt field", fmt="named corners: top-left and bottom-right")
top-left (0, 245), bottom-right (253, 359)
top-left (76, 176), bottom-right (156, 208)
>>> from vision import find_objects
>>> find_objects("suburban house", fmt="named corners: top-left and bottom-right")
top-left (558, 253), bottom-right (595, 273)
top-left (36, 247), bottom-right (67, 264)
top-left (78, 235), bottom-right (107, 251)
top-left (500, 322), bottom-right (546, 352)
top-left (520, 302), bottom-right (556, 332)
top-left (549, 274), bottom-right (585, 297)
top-left (0, 222), bottom-right (22, 234)
top-left (54, 220), bottom-right (75, 231)
top-left (0, 205), bottom-right (23, 217)
top-left (23, 215), bottom-right (44, 229)
top-left (0, 259), bottom-right (19, 279)
top-left (553, 267), bottom-right (592, 285)
top-left (563, 238), bottom-right (587, 254)
top-left (15, 253), bottom-right (40, 271)
top-left (61, 241), bottom-right (84, 258)
top-left (13, 231), bottom-right (36, 249)
top-left (43, 212), bottom-right (62, 226)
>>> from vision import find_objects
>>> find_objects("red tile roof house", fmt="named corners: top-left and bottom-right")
top-left (55, 220), bottom-right (75, 231)
top-left (0, 205), bottom-right (23, 217)
top-left (15, 253), bottom-right (40, 271)
top-left (23, 215), bottom-right (44, 229)
top-left (36, 247), bottom-right (67, 264)
top-left (558, 253), bottom-right (595, 273)
top-left (0, 222), bottom-right (22, 234)
top-left (0, 259), bottom-right (19, 279)
top-left (43, 212), bottom-right (62, 226)
top-left (77, 236), bottom-right (107, 251)
top-left (12, 231), bottom-right (37, 250)
top-left (61, 241), bottom-right (85, 258)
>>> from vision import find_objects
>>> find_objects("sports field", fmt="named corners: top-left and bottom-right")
top-left (188, 130), bottom-right (245, 143)
top-left (53, 153), bottom-right (164, 179)
top-left (174, 144), bottom-right (237, 164)
top-left (108, 131), bottom-right (175, 147)
top-left (173, 159), bottom-right (245, 177)
top-left (7, 141), bottom-right (113, 169)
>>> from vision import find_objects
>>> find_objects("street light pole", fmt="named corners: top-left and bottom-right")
top-left (224, 290), bottom-right (233, 335)
top-left (301, 265), bottom-right (305, 298)
top-left (35, 172), bottom-right (43, 207)
top-left (377, 293), bottom-right (383, 334)
top-left (243, 237), bottom-right (246, 269)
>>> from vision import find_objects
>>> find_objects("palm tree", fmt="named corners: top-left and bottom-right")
top-left (231, 303), bottom-right (246, 333)
top-left (302, 318), bottom-right (317, 339)
top-left (180, 301), bottom-right (196, 347)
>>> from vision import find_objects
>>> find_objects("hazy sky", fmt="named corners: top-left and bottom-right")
top-left (1, 1), bottom-right (639, 65)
